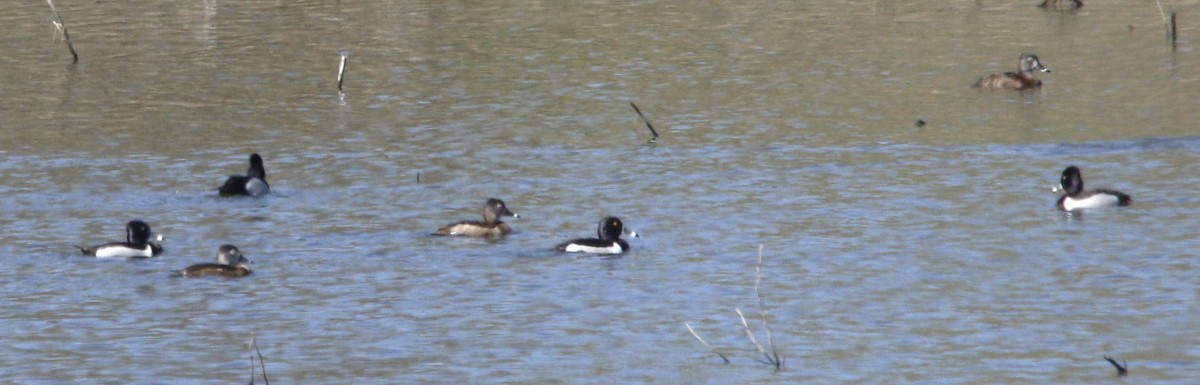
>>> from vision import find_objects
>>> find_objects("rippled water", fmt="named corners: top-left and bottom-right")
top-left (2, 1), bottom-right (1199, 384)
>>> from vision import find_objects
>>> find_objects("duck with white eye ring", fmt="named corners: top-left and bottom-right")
top-left (175, 245), bottom-right (253, 278)
top-left (75, 220), bottom-right (165, 258)
top-left (434, 198), bottom-right (520, 239)
top-left (556, 216), bottom-right (639, 254)
top-left (1053, 166), bottom-right (1131, 211)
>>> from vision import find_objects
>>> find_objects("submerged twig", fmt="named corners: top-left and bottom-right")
top-left (629, 102), bottom-right (660, 143)
top-left (337, 54), bottom-right (348, 92)
top-left (1103, 356), bottom-right (1128, 376)
top-left (46, 0), bottom-right (78, 63)
top-left (684, 322), bottom-right (730, 363)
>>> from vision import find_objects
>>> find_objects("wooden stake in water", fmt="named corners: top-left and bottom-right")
top-left (46, 0), bottom-right (78, 63)
top-left (629, 102), bottom-right (660, 143)
top-left (337, 54), bottom-right (348, 92)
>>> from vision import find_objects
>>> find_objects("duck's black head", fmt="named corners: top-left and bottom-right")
top-left (597, 217), bottom-right (625, 240)
top-left (126, 220), bottom-right (152, 244)
top-left (247, 153), bottom-right (266, 180)
top-left (1060, 166), bottom-right (1083, 195)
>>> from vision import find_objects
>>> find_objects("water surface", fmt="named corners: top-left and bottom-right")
top-left (2, 1), bottom-right (1199, 383)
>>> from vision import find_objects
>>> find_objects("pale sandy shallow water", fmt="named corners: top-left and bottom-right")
top-left (1, 1), bottom-right (1199, 384)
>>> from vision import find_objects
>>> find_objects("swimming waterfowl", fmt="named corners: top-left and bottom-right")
top-left (176, 244), bottom-right (253, 277)
top-left (976, 53), bottom-right (1051, 91)
top-left (1056, 166), bottom-right (1131, 210)
top-left (1039, 0), bottom-right (1083, 10)
top-left (218, 153), bottom-right (270, 196)
top-left (435, 198), bottom-right (519, 239)
top-left (76, 220), bottom-right (164, 258)
top-left (556, 216), bottom-right (638, 254)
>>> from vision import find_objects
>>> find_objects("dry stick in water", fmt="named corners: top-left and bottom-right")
top-left (1170, 12), bottom-right (1178, 45)
top-left (247, 334), bottom-right (270, 385)
top-left (247, 338), bottom-right (254, 385)
top-left (684, 321), bottom-right (730, 363)
top-left (1103, 356), bottom-right (1128, 376)
top-left (629, 102), bottom-right (660, 143)
top-left (736, 308), bottom-right (780, 369)
top-left (247, 335), bottom-right (255, 385)
top-left (254, 336), bottom-right (270, 385)
top-left (752, 244), bottom-right (781, 368)
top-left (1154, 0), bottom-right (1177, 45)
top-left (46, 0), bottom-right (78, 63)
top-left (337, 54), bottom-right (348, 92)
top-left (686, 245), bottom-right (781, 368)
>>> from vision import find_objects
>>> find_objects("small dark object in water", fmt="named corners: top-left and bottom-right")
top-left (1103, 356), bottom-right (1127, 376)
top-left (629, 102), bottom-right (660, 143)
top-left (915, 119), bottom-right (926, 127)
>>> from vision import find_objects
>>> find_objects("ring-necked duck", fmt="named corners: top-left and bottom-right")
top-left (556, 216), bottom-right (638, 254)
top-left (435, 198), bottom-right (519, 239)
top-left (1055, 166), bottom-right (1131, 210)
top-left (176, 244), bottom-right (253, 277)
top-left (218, 153), bottom-right (270, 196)
top-left (1039, 0), bottom-right (1082, 10)
top-left (976, 53), bottom-right (1051, 91)
top-left (76, 220), bottom-right (165, 258)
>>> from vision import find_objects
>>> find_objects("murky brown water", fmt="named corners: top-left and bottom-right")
top-left (2, 1), bottom-right (1199, 383)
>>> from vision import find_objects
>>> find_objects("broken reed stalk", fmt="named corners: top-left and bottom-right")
top-left (247, 340), bottom-right (254, 385)
top-left (1170, 12), bottom-right (1177, 45)
top-left (735, 309), bottom-right (767, 360)
top-left (629, 102), bottom-right (660, 143)
top-left (247, 335), bottom-right (255, 385)
top-left (46, 0), bottom-right (78, 63)
top-left (684, 245), bottom-right (782, 369)
top-left (1154, 0), bottom-right (1177, 45)
top-left (255, 336), bottom-right (270, 385)
top-left (248, 334), bottom-right (270, 385)
top-left (1103, 356), bottom-right (1128, 376)
top-left (736, 308), bottom-right (781, 369)
top-left (684, 321), bottom-right (730, 363)
top-left (337, 54), bottom-right (348, 92)
top-left (752, 244), bottom-right (781, 368)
